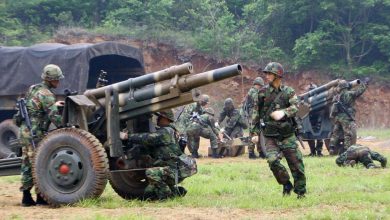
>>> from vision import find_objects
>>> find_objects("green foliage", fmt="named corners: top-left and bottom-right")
top-left (1, 0), bottom-right (390, 79)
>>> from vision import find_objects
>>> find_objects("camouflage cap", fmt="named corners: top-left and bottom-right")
top-left (157, 109), bottom-right (175, 122)
top-left (253, 77), bottom-right (264, 86)
top-left (41, 64), bottom-right (64, 81)
top-left (263, 62), bottom-right (284, 78)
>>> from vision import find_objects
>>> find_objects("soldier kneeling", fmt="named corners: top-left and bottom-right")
top-left (335, 144), bottom-right (387, 169)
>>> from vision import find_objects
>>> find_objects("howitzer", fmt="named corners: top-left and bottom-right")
top-left (31, 62), bottom-right (242, 206)
top-left (296, 79), bottom-right (361, 142)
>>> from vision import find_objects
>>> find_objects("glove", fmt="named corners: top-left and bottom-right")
top-left (270, 110), bottom-right (286, 121)
top-left (214, 122), bottom-right (220, 128)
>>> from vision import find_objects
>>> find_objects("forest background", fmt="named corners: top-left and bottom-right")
top-left (2, 0), bottom-right (390, 80)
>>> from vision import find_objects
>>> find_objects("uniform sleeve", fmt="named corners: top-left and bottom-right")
top-left (251, 92), bottom-right (264, 129)
top-left (350, 83), bottom-right (367, 99)
top-left (282, 88), bottom-right (299, 118)
top-left (218, 109), bottom-right (227, 124)
top-left (208, 116), bottom-right (220, 136)
top-left (128, 130), bottom-right (167, 147)
top-left (38, 90), bottom-right (62, 127)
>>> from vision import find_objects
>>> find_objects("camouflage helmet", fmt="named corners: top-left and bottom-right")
top-left (263, 62), bottom-right (284, 78)
top-left (253, 77), bottom-right (264, 86)
top-left (199, 94), bottom-right (210, 106)
top-left (157, 109), bottom-right (175, 122)
top-left (224, 98), bottom-right (234, 109)
top-left (41, 64), bottom-right (64, 81)
top-left (338, 80), bottom-right (350, 90)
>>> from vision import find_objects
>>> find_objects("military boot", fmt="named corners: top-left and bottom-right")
top-left (316, 151), bottom-right (323, 157)
top-left (282, 181), bottom-right (293, 196)
top-left (297, 193), bottom-right (306, 199)
top-left (248, 152), bottom-right (257, 159)
top-left (380, 158), bottom-right (387, 168)
top-left (174, 186), bottom-right (187, 197)
top-left (191, 151), bottom-right (199, 158)
top-left (21, 190), bottom-right (36, 207)
top-left (211, 148), bottom-right (221, 159)
top-left (36, 193), bottom-right (48, 206)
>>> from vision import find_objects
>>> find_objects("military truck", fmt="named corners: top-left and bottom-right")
top-left (0, 42), bottom-right (145, 157)
top-left (0, 53), bottom-right (242, 205)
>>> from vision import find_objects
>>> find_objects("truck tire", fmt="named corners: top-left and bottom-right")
top-left (0, 119), bottom-right (19, 157)
top-left (33, 128), bottom-right (108, 206)
top-left (109, 166), bottom-right (148, 200)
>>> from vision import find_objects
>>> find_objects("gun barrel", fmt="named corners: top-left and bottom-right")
top-left (110, 64), bottom-right (242, 106)
top-left (84, 62), bottom-right (193, 99)
top-left (299, 79), bottom-right (341, 101)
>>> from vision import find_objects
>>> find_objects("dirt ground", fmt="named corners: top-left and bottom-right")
top-left (0, 138), bottom-right (389, 220)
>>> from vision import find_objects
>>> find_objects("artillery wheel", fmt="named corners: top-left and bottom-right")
top-left (33, 128), bottom-right (108, 206)
top-left (0, 119), bottom-right (20, 157)
top-left (109, 164), bottom-right (149, 200)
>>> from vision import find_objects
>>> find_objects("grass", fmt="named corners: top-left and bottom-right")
top-left (358, 128), bottom-right (390, 140)
top-left (70, 152), bottom-right (390, 219)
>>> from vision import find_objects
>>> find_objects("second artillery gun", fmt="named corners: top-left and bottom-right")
top-left (297, 79), bottom-right (361, 151)
top-left (0, 62), bottom-right (242, 205)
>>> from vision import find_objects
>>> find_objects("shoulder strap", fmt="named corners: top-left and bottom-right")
top-left (265, 90), bottom-right (284, 118)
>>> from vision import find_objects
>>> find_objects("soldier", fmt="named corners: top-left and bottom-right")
top-left (329, 79), bottom-right (368, 154)
top-left (218, 98), bottom-right (248, 140)
top-left (336, 144), bottom-right (387, 169)
top-left (19, 64), bottom-right (64, 206)
top-left (244, 77), bottom-right (266, 159)
top-left (253, 62), bottom-right (306, 198)
top-left (186, 107), bottom-right (221, 158)
top-left (306, 83), bottom-right (324, 157)
top-left (126, 110), bottom-right (196, 200)
top-left (175, 94), bottom-right (210, 153)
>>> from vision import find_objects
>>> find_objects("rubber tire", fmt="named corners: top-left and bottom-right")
top-left (109, 164), bottom-right (148, 200)
top-left (33, 128), bottom-right (108, 206)
top-left (0, 119), bottom-right (19, 157)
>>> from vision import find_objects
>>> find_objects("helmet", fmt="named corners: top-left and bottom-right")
top-left (253, 77), bottom-right (264, 86)
top-left (157, 109), bottom-right (175, 122)
top-left (199, 94), bottom-right (210, 106)
top-left (263, 62), bottom-right (284, 78)
top-left (41, 64), bottom-right (64, 81)
top-left (224, 98), bottom-right (234, 110)
top-left (338, 80), bottom-right (350, 90)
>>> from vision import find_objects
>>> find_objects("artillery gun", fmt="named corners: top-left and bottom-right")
top-left (0, 63), bottom-right (242, 205)
top-left (297, 79), bottom-right (361, 151)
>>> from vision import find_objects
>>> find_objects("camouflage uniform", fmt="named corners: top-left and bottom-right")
top-left (20, 83), bottom-right (62, 192)
top-left (336, 144), bottom-right (387, 169)
top-left (186, 108), bottom-right (219, 158)
top-left (329, 83), bottom-right (367, 153)
top-left (128, 118), bottom-right (196, 200)
top-left (254, 62), bottom-right (306, 197)
top-left (218, 99), bottom-right (248, 139)
top-left (175, 102), bottom-right (204, 134)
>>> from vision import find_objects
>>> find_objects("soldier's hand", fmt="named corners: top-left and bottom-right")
top-left (251, 136), bottom-right (259, 144)
top-left (119, 131), bottom-right (128, 140)
top-left (214, 122), bottom-right (220, 128)
top-left (55, 101), bottom-right (65, 107)
top-left (270, 110), bottom-right (285, 121)
top-left (363, 76), bottom-right (371, 85)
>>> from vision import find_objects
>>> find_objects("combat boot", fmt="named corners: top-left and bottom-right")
top-left (174, 186), bottom-right (187, 197)
top-left (211, 148), bottom-right (221, 159)
top-left (21, 190), bottom-right (36, 207)
top-left (191, 151), bottom-right (199, 158)
top-left (380, 158), bottom-right (387, 168)
top-left (297, 193), bottom-right (306, 199)
top-left (282, 181), bottom-right (293, 196)
top-left (248, 152), bottom-right (257, 159)
top-left (36, 193), bottom-right (48, 206)
top-left (258, 151), bottom-right (266, 159)
top-left (316, 151), bottom-right (323, 157)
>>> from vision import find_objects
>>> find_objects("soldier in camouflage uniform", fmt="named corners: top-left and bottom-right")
top-left (329, 79), bottom-right (368, 154)
top-left (127, 110), bottom-right (196, 200)
top-left (175, 94), bottom-right (210, 154)
top-left (253, 62), bottom-right (306, 198)
top-left (244, 77), bottom-right (266, 159)
top-left (19, 64), bottom-right (64, 206)
top-left (186, 108), bottom-right (221, 158)
top-left (218, 98), bottom-right (248, 139)
top-left (306, 83), bottom-right (324, 157)
top-left (336, 144), bottom-right (387, 169)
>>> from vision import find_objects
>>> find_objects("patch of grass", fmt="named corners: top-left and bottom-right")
top-left (358, 128), bottom-right (390, 140)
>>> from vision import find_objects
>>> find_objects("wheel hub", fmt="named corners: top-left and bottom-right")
top-left (48, 148), bottom-right (85, 192)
